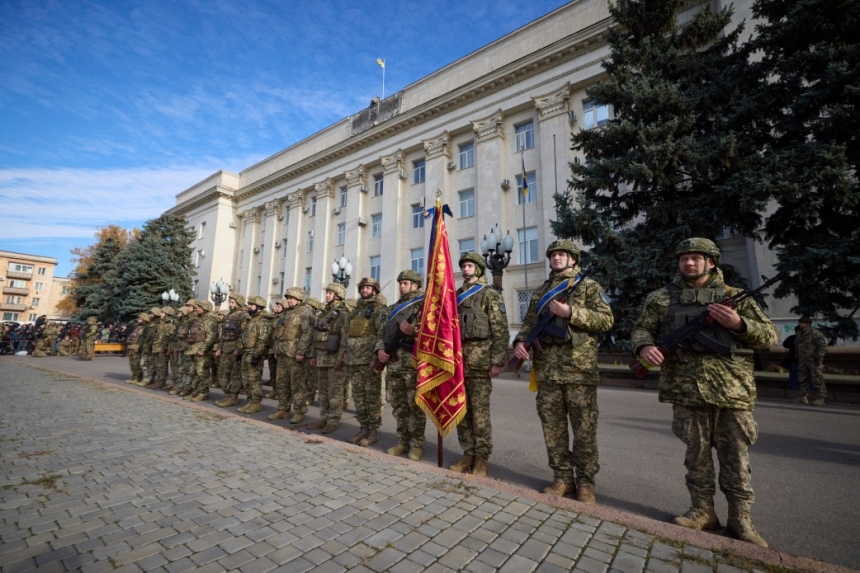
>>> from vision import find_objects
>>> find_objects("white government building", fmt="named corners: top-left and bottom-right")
top-left (168, 0), bottom-right (807, 339)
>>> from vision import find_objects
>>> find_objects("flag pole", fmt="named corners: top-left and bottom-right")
top-left (521, 145), bottom-right (528, 292)
top-left (377, 58), bottom-right (386, 99)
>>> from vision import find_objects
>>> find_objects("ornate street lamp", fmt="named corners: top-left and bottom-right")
top-left (161, 288), bottom-right (179, 307)
top-left (480, 225), bottom-right (515, 291)
top-left (331, 257), bottom-right (353, 288)
top-left (210, 279), bottom-right (230, 307)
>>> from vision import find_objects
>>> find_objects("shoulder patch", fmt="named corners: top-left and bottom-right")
top-left (498, 303), bottom-right (506, 315)
top-left (600, 291), bottom-right (611, 305)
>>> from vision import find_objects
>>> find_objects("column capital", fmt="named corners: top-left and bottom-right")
top-left (423, 132), bottom-right (450, 160)
top-left (533, 83), bottom-right (571, 122)
top-left (381, 150), bottom-right (404, 175)
top-left (472, 110), bottom-right (504, 142)
top-left (314, 179), bottom-right (334, 199)
top-left (286, 191), bottom-right (305, 210)
top-left (346, 165), bottom-right (366, 188)
top-left (264, 200), bottom-right (282, 217)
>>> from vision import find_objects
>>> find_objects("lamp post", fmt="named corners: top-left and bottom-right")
top-left (480, 225), bottom-right (515, 291)
top-left (161, 288), bottom-right (179, 307)
top-left (210, 279), bottom-right (229, 308)
top-left (331, 257), bottom-right (353, 288)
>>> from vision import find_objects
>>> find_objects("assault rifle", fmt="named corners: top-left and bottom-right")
top-left (629, 273), bottom-right (784, 380)
top-left (370, 328), bottom-right (406, 375)
top-left (508, 271), bottom-right (590, 375)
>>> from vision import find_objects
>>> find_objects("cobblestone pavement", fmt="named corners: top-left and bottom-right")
top-left (0, 361), bottom-right (849, 573)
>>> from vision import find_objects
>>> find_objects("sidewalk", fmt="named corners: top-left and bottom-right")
top-left (0, 358), bottom-right (851, 573)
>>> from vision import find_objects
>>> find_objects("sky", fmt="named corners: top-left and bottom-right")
top-left (0, 0), bottom-right (570, 277)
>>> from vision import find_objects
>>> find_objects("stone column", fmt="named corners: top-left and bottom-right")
top-left (260, 200), bottom-right (282, 302)
top-left (344, 166), bottom-right (366, 285)
top-left (236, 207), bottom-right (261, 299)
top-left (533, 83), bottom-right (571, 245)
top-left (312, 179), bottom-right (335, 296)
top-left (282, 191), bottom-right (306, 292)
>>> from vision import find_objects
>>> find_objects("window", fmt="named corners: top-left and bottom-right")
top-left (279, 272), bottom-right (285, 287)
top-left (10, 280), bottom-right (26, 288)
top-left (239, 250), bottom-right (244, 268)
top-left (307, 231), bottom-right (314, 252)
top-left (459, 141), bottom-right (475, 169)
top-left (336, 223), bottom-right (346, 246)
top-left (583, 100), bottom-right (609, 129)
top-left (198, 221), bottom-right (206, 239)
top-left (29, 313), bottom-right (37, 322)
top-left (459, 238), bottom-right (475, 258)
top-left (370, 256), bottom-right (381, 282)
top-left (340, 186), bottom-right (348, 208)
top-left (5, 296), bottom-right (22, 304)
top-left (256, 276), bottom-right (262, 295)
top-left (37, 267), bottom-right (46, 276)
top-left (31, 297), bottom-right (40, 306)
top-left (515, 122), bottom-right (534, 151)
top-left (34, 282), bottom-right (43, 291)
top-left (459, 189), bottom-right (475, 218)
top-left (305, 268), bottom-right (313, 291)
top-left (517, 227), bottom-right (539, 264)
top-left (411, 204), bottom-right (425, 229)
top-left (410, 248), bottom-right (425, 276)
top-left (61, 285), bottom-right (71, 295)
top-left (310, 197), bottom-right (317, 217)
top-left (2, 312), bottom-right (19, 321)
top-left (194, 279), bottom-right (199, 296)
top-left (517, 171), bottom-right (537, 205)
top-left (8, 263), bottom-right (33, 273)
top-left (195, 250), bottom-right (203, 268)
top-left (371, 214), bottom-right (382, 237)
top-left (413, 159), bottom-right (426, 184)
top-left (282, 239), bottom-right (288, 258)
top-left (517, 290), bottom-right (535, 322)
top-left (373, 173), bottom-right (384, 197)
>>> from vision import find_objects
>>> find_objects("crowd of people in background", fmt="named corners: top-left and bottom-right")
top-left (0, 315), bottom-right (131, 356)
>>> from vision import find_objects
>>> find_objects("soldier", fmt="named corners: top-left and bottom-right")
top-left (304, 297), bottom-right (325, 404)
top-left (214, 294), bottom-right (250, 408)
top-left (57, 330), bottom-right (76, 357)
top-left (343, 278), bottom-right (387, 447)
top-left (33, 321), bottom-right (59, 357)
top-left (171, 302), bottom-right (196, 395)
top-left (237, 296), bottom-right (272, 414)
top-left (630, 238), bottom-right (778, 547)
top-left (450, 254), bottom-right (509, 477)
top-left (78, 316), bottom-right (100, 361)
top-left (375, 270), bottom-right (426, 461)
top-left (513, 240), bottom-right (613, 503)
top-left (137, 307), bottom-right (161, 384)
top-left (264, 299), bottom-right (284, 397)
top-left (125, 314), bottom-right (148, 384)
top-left (793, 316), bottom-right (828, 406)
top-left (209, 309), bottom-right (228, 388)
top-left (185, 300), bottom-right (218, 401)
top-left (269, 288), bottom-right (315, 423)
top-left (147, 307), bottom-right (176, 389)
top-left (306, 283), bottom-right (350, 434)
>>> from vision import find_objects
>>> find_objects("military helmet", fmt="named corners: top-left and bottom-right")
top-left (176, 307), bottom-right (188, 316)
top-left (799, 315), bottom-right (813, 324)
top-left (87, 316), bottom-right (98, 324)
top-left (357, 277), bottom-right (381, 293)
top-left (397, 269), bottom-right (423, 288)
top-left (459, 252), bottom-right (486, 277)
top-left (185, 298), bottom-right (197, 307)
top-left (247, 295), bottom-right (267, 308)
top-left (284, 287), bottom-right (306, 302)
top-left (161, 306), bottom-right (176, 316)
top-left (307, 297), bottom-right (325, 311)
top-left (326, 282), bottom-right (346, 300)
top-left (196, 300), bottom-right (213, 312)
top-left (217, 309), bottom-right (229, 317)
top-left (674, 237), bottom-right (721, 267)
top-left (229, 293), bottom-right (246, 306)
top-left (545, 239), bottom-right (580, 260)
top-left (138, 313), bottom-right (150, 322)
top-left (149, 306), bottom-right (162, 316)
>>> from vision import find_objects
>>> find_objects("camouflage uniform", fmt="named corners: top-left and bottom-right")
top-left (125, 316), bottom-right (147, 383)
top-left (33, 322), bottom-right (59, 357)
top-left (514, 247), bottom-right (613, 494)
top-left (150, 308), bottom-right (176, 388)
top-left (79, 318), bottom-right (100, 361)
top-left (271, 289), bottom-right (315, 418)
top-left (375, 277), bottom-right (425, 453)
top-left (170, 308), bottom-right (193, 394)
top-left (138, 308), bottom-right (160, 383)
top-left (185, 302), bottom-right (218, 399)
top-left (630, 239), bottom-right (778, 546)
top-left (308, 284), bottom-right (350, 429)
top-left (796, 320), bottom-right (827, 400)
top-left (240, 297), bottom-right (273, 408)
top-left (342, 282), bottom-right (387, 441)
top-left (57, 336), bottom-right (76, 356)
top-left (215, 296), bottom-right (250, 403)
top-left (455, 258), bottom-right (509, 469)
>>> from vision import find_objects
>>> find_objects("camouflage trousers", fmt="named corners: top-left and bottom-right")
top-left (317, 366), bottom-right (346, 424)
top-left (33, 339), bottom-right (53, 357)
top-left (350, 363), bottom-right (383, 431)
top-left (241, 352), bottom-right (264, 404)
top-left (536, 381), bottom-right (599, 487)
top-left (80, 340), bottom-right (96, 361)
top-left (208, 354), bottom-right (218, 386)
top-left (154, 352), bottom-right (170, 384)
top-left (168, 352), bottom-right (178, 382)
top-left (388, 356), bottom-right (425, 450)
top-left (798, 358), bottom-right (827, 398)
top-left (140, 353), bottom-right (155, 384)
top-left (57, 341), bottom-right (75, 356)
top-left (187, 353), bottom-right (211, 396)
top-left (274, 356), bottom-right (309, 414)
top-left (218, 350), bottom-right (243, 397)
top-left (175, 354), bottom-right (191, 391)
top-left (671, 404), bottom-right (758, 510)
top-left (127, 350), bottom-right (142, 381)
top-left (457, 371), bottom-right (493, 459)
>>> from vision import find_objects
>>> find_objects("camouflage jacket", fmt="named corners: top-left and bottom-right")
top-left (341, 294), bottom-right (387, 365)
top-left (241, 312), bottom-right (272, 357)
top-left (514, 265), bottom-right (613, 385)
top-left (310, 301), bottom-right (349, 367)
top-left (139, 321), bottom-right (155, 353)
top-left (457, 276), bottom-right (509, 371)
top-left (41, 323), bottom-right (59, 340)
top-left (796, 327), bottom-right (827, 365)
top-left (126, 324), bottom-right (144, 351)
top-left (185, 313), bottom-right (218, 355)
top-left (630, 268), bottom-right (779, 410)
top-left (272, 303), bottom-right (315, 359)
top-left (170, 315), bottom-right (192, 353)
top-left (214, 308), bottom-right (249, 353)
top-left (152, 319), bottom-right (176, 354)
top-left (374, 290), bottom-right (424, 356)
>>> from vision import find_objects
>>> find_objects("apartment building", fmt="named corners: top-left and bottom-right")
top-left (0, 251), bottom-right (61, 323)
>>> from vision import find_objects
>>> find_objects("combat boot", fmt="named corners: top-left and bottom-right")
top-left (812, 397), bottom-right (826, 406)
top-left (306, 420), bottom-right (327, 430)
top-left (169, 387), bottom-right (181, 395)
top-left (191, 393), bottom-right (208, 402)
top-left (387, 443), bottom-right (409, 456)
top-left (147, 381), bottom-right (165, 390)
top-left (727, 508), bottom-right (768, 548)
top-left (472, 458), bottom-right (488, 477)
top-left (348, 428), bottom-right (369, 444)
top-left (576, 484), bottom-right (596, 505)
top-left (268, 410), bottom-right (289, 420)
top-left (321, 423), bottom-right (338, 434)
top-left (543, 480), bottom-right (572, 497)
top-left (673, 506), bottom-right (721, 531)
top-left (407, 447), bottom-right (423, 461)
top-left (236, 403), bottom-right (250, 413)
top-left (793, 395), bottom-right (808, 404)
top-left (183, 393), bottom-right (195, 401)
top-left (359, 430), bottom-right (378, 447)
top-left (242, 402), bottom-right (262, 414)
top-left (218, 396), bottom-right (238, 408)
top-left (135, 380), bottom-right (150, 387)
top-left (125, 378), bottom-right (137, 384)
top-left (449, 454), bottom-right (474, 474)
top-left (177, 389), bottom-right (191, 397)
top-left (290, 413), bottom-right (304, 424)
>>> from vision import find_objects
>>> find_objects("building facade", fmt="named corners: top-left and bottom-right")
top-left (0, 251), bottom-right (62, 323)
top-left (168, 0), bottom-right (812, 338)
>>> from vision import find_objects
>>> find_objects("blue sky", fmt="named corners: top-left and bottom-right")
top-left (0, 0), bottom-right (569, 277)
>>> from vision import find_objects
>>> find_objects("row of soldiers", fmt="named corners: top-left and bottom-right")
top-left (31, 316), bottom-right (100, 359)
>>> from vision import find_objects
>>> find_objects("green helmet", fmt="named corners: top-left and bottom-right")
top-left (397, 269), bottom-right (423, 288)
top-left (458, 252), bottom-right (486, 277)
top-left (674, 237), bottom-right (721, 267)
top-left (196, 300), bottom-right (213, 312)
top-left (545, 239), bottom-right (580, 260)
top-left (357, 277), bottom-right (381, 293)
top-left (284, 287), bottom-right (306, 302)
top-left (307, 297), bottom-right (325, 311)
top-left (229, 293), bottom-right (246, 307)
top-left (247, 296), bottom-right (267, 308)
top-left (161, 306), bottom-right (176, 316)
top-left (326, 282), bottom-right (346, 300)
top-left (149, 306), bottom-right (162, 316)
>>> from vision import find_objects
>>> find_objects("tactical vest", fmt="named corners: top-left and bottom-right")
top-left (275, 309), bottom-right (303, 341)
top-left (186, 318), bottom-right (206, 343)
top-left (658, 283), bottom-right (737, 355)
top-left (221, 311), bottom-right (244, 341)
top-left (347, 302), bottom-right (377, 338)
top-left (382, 298), bottom-right (421, 351)
top-left (459, 288), bottom-right (491, 341)
top-left (242, 314), bottom-right (266, 349)
top-left (314, 308), bottom-right (341, 351)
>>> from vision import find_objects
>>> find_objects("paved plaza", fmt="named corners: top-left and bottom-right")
top-left (0, 359), bottom-right (851, 573)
